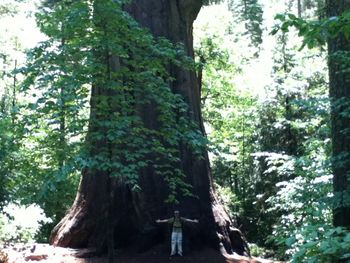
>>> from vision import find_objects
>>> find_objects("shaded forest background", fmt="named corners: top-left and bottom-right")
top-left (0, 0), bottom-right (350, 262)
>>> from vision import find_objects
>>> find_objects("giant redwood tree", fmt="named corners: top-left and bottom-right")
top-left (327, 0), bottom-right (350, 230)
top-left (48, 0), bottom-right (250, 258)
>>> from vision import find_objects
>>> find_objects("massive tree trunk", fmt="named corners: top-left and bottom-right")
top-left (327, 0), bottom-right (350, 229)
top-left (50, 0), bottom-right (249, 257)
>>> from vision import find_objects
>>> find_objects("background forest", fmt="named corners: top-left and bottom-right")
top-left (0, 0), bottom-right (350, 262)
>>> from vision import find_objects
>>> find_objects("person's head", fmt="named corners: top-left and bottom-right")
top-left (174, 210), bottom-right (180, 218)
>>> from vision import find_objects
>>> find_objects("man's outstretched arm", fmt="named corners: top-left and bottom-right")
top-left (181, 217), bottom-right (199, 223)
top-left (156, 218), bottom-right (172, 223)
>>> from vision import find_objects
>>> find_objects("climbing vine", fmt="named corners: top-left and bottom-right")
top-left (21, 0), bottom-right (205, 207)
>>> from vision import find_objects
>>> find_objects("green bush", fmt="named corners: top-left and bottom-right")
top-left (249, 243), bottom-right (273, 258)
top-left (0, 203), bottom-right (51, 244)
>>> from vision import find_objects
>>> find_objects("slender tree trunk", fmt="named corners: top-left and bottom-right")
top-left (50, 0), bottom-right (250, 258)
top-left (58, 38), bottom-right (66, 170)
top-left (327, 0), bottom-right (350, 229)
top-left (241, 114), bottom-right (246, 202)
top-left (12, 59), bottom-right (17, 127)
top-left (297, 0), bottom-right (302, 18)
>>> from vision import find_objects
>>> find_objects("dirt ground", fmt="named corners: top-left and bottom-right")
top-left (0, 243), bottom-right (274, 263)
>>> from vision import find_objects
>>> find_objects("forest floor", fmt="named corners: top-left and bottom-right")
top-left (0, 243), bottom-right (277, 263)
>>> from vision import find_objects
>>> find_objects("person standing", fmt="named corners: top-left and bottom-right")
top-left (156, 210), bottom-right (199, 257)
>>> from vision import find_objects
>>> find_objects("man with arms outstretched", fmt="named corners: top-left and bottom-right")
top-left (156, 210), bottom-right (199, 257)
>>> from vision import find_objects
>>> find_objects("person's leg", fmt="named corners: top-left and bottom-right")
top-left (177, 232), bottom-right (183, 256)
top-left (171, 232), bottom-right (177, 256)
